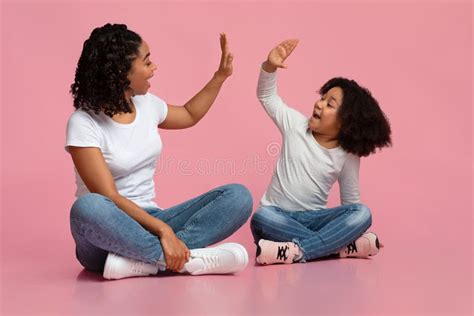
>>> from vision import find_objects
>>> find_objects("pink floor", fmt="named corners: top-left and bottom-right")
top-left (1, 1), bottom-right (472, 315)
top-left (2, 225), bottom-right (472, 316)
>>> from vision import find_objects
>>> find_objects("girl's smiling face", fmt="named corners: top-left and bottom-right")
top-left (308, 86), bottom-right (343, 139)
top-left (126, 40), bottom-right (157, 96)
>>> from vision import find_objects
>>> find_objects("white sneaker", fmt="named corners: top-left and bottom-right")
top-left (182, 243), bottom-right (249, 275)
top-left (103, 252), bottom-right (159, 280)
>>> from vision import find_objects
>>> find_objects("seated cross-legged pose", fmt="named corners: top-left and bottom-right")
top-left (250, 39), bottom-right (392, 265)
top-left (66, 23), bottom-right (252, 280)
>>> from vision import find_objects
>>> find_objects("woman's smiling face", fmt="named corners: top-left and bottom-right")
top-left (126, 40), bottom-right (157, 96)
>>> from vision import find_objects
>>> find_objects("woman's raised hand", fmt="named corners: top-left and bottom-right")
top-left (265, 39), bottom-right (299, 71)
top-left (215, 33), bottom-right (233, 80)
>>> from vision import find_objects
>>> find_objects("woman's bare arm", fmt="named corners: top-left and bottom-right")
top-left (158, 33), bottom-right (233, 129)
top-left (68, 146), bottom-right (189, 271)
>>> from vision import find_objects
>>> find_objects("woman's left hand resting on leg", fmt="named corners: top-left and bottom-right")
top-left (159, 226), bottom-right (191, 272)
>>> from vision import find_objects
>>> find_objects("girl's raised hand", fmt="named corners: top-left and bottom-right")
top-left (267, 39), bottom-right (299, 70)
top-left (215, 33), bottom-right (233, 80)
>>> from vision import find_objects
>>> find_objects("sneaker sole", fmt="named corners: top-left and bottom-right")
top-left (215, 243), bottom-right (249, 273)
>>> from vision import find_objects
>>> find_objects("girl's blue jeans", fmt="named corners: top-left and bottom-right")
top-left (70, 183), bottom-right (253, 272)
top-left (250, 203), bottom-right (372, 261)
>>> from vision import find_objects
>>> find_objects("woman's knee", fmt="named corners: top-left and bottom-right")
top-left (70, 193), bottom-right (111, 222)
top-left (223, 183), bottom-right (253, 219)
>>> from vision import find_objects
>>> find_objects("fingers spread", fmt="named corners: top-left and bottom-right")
top-left (283, 39), bottom-right (299, 52)
top-left (290, 39), bottom-right (299, 51)
top-left (279, 39), bottom-right (291, 47)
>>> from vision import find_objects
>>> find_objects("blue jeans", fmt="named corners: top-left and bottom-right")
top-left (250, 203), bottom-right (372, 261)
top-left (70, 183), bottom-right (253, 272)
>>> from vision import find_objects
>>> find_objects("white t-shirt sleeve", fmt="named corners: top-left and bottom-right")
top-left (65, 110), bottom-right (101, 152)
top-left (148, 93), bottom-right (169, 125)
top-left (257, 64), bottom-right (306, 133)
top-left (338, 154), bottom-right (361, 205)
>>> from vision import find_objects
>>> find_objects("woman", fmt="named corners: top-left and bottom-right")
top-left (66, 23), bottom-right (252, 280)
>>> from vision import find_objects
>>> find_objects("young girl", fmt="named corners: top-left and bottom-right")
top-left (66, 24), bottom-right (252, 279)
top-left (250, 39), bottom-right (391, 265)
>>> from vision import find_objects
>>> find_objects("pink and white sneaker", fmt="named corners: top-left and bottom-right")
top-left (339, 232), bottom-right (383, 258)
top-left (256, 239), bottom-right (301, 265)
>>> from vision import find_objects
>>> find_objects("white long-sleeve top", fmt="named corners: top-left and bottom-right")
top-left (257, 65), bottom-right (360, 211)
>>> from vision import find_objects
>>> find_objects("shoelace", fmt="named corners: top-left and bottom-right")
top-left (345, 241), bottom-right (358, 254)
top-left (276, 245), bottom-right (290, 261)
top-left (198, 254), bottom-right (220, 271)
top-left (131, 261), bottom-right (147, 274)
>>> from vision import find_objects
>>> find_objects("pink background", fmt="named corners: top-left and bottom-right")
top-left (1, 1), bottom-right (472, 315)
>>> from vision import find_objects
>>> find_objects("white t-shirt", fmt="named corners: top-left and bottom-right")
top-left (65, 92), bottom-right (168, 208)
top-left (257, 66), bottom-right (361, 211)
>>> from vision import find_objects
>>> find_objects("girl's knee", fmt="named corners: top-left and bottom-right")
top-left (250, 207), bottom-right (278, 229)
top-left (353, 203), bottom-right (372, 226)
top-left (250, 207), bottom-right (265, 227)
top-left (250, 207), bottom-right (290, 242)
top-left (250, 208), bottom-right (270, 239)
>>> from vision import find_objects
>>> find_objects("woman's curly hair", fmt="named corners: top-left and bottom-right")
top-left (319, 78), bottom-right (392, 157)
top-left (69, 23), bottom-right (142, 117)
